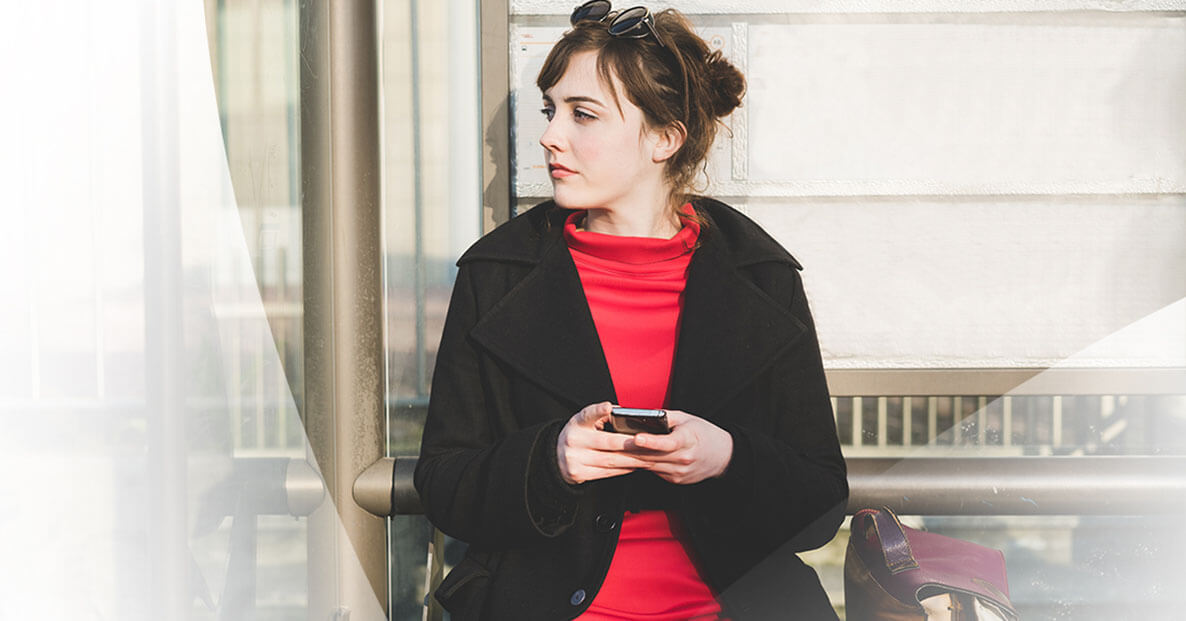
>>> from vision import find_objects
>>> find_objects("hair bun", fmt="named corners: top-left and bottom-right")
top-left (704, 49), bottom-right (746, 118)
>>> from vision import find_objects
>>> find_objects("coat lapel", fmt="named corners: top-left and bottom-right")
top-left (667, 235), bottom-right (808, 419)
top-left (465, 199), bottom-right (806, 420)
top-left (468, 233), bottom-right (618, 410)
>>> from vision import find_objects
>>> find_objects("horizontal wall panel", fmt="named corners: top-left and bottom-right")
top-left (511, 14), bottom-right (1186, 197)
top-left (744, 197), bottom-right (1186, 369)
top-left (745, 17), bottom-right (1186, 195)
top-left (507, 10), bottom-right (1186, 378)
top-left (512, 1), bottom-right (1186, 15)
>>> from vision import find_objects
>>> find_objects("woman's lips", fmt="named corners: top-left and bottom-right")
top-left (549, 164), bottom-right (575, 179)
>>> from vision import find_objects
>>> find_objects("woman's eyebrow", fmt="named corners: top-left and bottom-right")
top-left (542, 94), bottom-right (605, 108)
top-left (563, 95), bottom-right (604, 107)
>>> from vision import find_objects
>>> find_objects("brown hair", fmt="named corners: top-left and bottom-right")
top-left (536, 9), bottom-right (746, 216)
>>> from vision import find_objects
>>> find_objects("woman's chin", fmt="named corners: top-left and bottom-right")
top-left (551, 190), bottom-right (586, 210)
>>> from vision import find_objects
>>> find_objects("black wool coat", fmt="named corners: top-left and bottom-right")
top-left (414, 197), bottom-right (849, 620)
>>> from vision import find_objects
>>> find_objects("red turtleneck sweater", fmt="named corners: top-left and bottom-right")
top-left (564, 207), bottom-right (724, 621)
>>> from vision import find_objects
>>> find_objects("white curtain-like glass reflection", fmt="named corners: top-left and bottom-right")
top-left (0, 2), bottom-right (383, 619)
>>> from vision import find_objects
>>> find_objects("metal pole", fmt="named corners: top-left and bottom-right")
top-left (366, 456), bottom-right (1186, 518)
top-left (301, 0), bottom-right (388, 618)
top-left (846, 456), bottom-right (1186, 515)
top-left (410, 0), bottom-right (427, 398)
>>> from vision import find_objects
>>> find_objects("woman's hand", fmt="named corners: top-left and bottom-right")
top-left (557, 402), bottom-right (655, 485)
top-left (630, 410), bottom-right (734, 485)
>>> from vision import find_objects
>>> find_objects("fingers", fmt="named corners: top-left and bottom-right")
top-left (641, 461), bottom-right (699, 485)
top-left (559, 447), bottom-right (655, 484)
top-left (631, 414), bottom-right (698, 452)
top-left (629, 441), bottom-right (695, 465)
top-left (631, 432), bottom-right (684, 453)
top-left (564, 423), bottom-right (646, 452)
top-left (559, 402), bottom-right (657, 484)
top-left (662, 409), bottom-right (692, 425)
top-left (558, 405), bottom-right (729, 484)
top-left (584, 430), bottom-right (639, 452)
top-left (574, 401), bottom-right (614, 428)
top-left (578, 451), bottom-right (655, 471)
top-left (559, 407), bottom-right (725, 485)
top-left (630, 409), bottom-right (694, 452)
top-left (565, 466), bottom-right (642, 484)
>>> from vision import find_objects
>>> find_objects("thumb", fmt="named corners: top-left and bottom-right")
top-left (576, 401), bottom-right (614, 427)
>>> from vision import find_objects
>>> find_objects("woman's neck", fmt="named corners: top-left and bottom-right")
top-left (582, 202), bottom-right (681, 239)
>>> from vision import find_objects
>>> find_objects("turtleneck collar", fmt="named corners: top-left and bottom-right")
top-left (562, 203), bottom-right (700, 265)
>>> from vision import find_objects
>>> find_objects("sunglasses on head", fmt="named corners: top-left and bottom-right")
top-left (568, 1), bottom-right (689, 119)
top-left (570, 1), bottom-right (668, 51)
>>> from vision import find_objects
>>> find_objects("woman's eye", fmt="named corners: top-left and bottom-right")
top-left (539, 107), bottom-right (554, 121)
top-left (574, 109), bottom-right (596, 121)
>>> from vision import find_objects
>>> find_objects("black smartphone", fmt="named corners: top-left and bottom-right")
top-left (608, 407), bottom-right (671, 435)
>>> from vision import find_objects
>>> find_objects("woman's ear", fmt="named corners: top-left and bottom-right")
top-left (650, 121), bottom-right (687, 163)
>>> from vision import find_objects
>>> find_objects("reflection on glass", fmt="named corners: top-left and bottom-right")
top-left (210, 0), bottom-right (304, 435)
top-left (806, 512), bottom-right (1186, 620)
top-left (202, 0), bottom-right (310, 619)
top-left (812, 390), bottom-right (1186, 618)
top-left (380, 0), bottom-right (482, 618)
top-left (0, 1), bottom-right (345, 620)
top-left (815, 391), bottom-right (1186, 614)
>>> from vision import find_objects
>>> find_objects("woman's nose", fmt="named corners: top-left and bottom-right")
top-left (539, 118), bottom-right (564, 152)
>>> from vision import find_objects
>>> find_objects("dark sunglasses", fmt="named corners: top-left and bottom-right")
top-left (568, 1), bottom-right (689, 118)
top-left (570, 1), bottom-right (668, 51)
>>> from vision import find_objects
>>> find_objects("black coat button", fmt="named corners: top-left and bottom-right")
top-left (593, 514), bottom-right (618, 533)
top-left (570, 589), bottom-right (586, 605)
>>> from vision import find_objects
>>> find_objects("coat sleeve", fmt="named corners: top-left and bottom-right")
top-left (683, 264), bottom-right (848, 558)
top-left (413, 262), bottom-right (585, 549)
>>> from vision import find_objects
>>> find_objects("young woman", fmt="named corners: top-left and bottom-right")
top-left (414, 3), bottom-right (848, 619)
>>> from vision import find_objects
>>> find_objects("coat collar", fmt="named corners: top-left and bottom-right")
top-left (458, 197), bottom-right (802, 270)
top-left (466, 198), bottom-right (806, 418)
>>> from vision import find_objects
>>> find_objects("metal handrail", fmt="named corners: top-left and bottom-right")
top-left (357, 455), bottom-right (1186, 517)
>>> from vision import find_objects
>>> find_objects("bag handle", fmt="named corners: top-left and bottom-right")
top-left (855, 506), bottom-right (920, 575)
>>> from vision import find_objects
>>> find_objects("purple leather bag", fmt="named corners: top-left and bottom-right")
top-left (845, 506), bottom-right (1019, 620)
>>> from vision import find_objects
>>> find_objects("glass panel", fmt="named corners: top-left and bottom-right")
top-left (210, 0), bottom-right (305, 429)
top-left (202, 1), bottom-right (309, 619)
top-left (807, 393), bottom-right (1186, 617)
top-left (802, 513), bottom-right (1186, 619)
top-left (1, 1), bottom-right (333, 619)
top-left (380, 0), bottom-right (482, 618)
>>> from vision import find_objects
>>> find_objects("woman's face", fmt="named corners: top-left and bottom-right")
top-left (539, 50), bottom-right (666, 212)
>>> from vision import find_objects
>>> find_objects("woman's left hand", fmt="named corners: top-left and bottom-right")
top-left (629, 410), bottom-right (734, 485)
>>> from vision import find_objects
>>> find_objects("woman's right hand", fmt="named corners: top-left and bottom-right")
top-left (557, 402), bottom-right (654, 485)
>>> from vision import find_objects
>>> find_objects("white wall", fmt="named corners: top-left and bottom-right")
top-left (509, 2), bottom-right (1186, 371)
